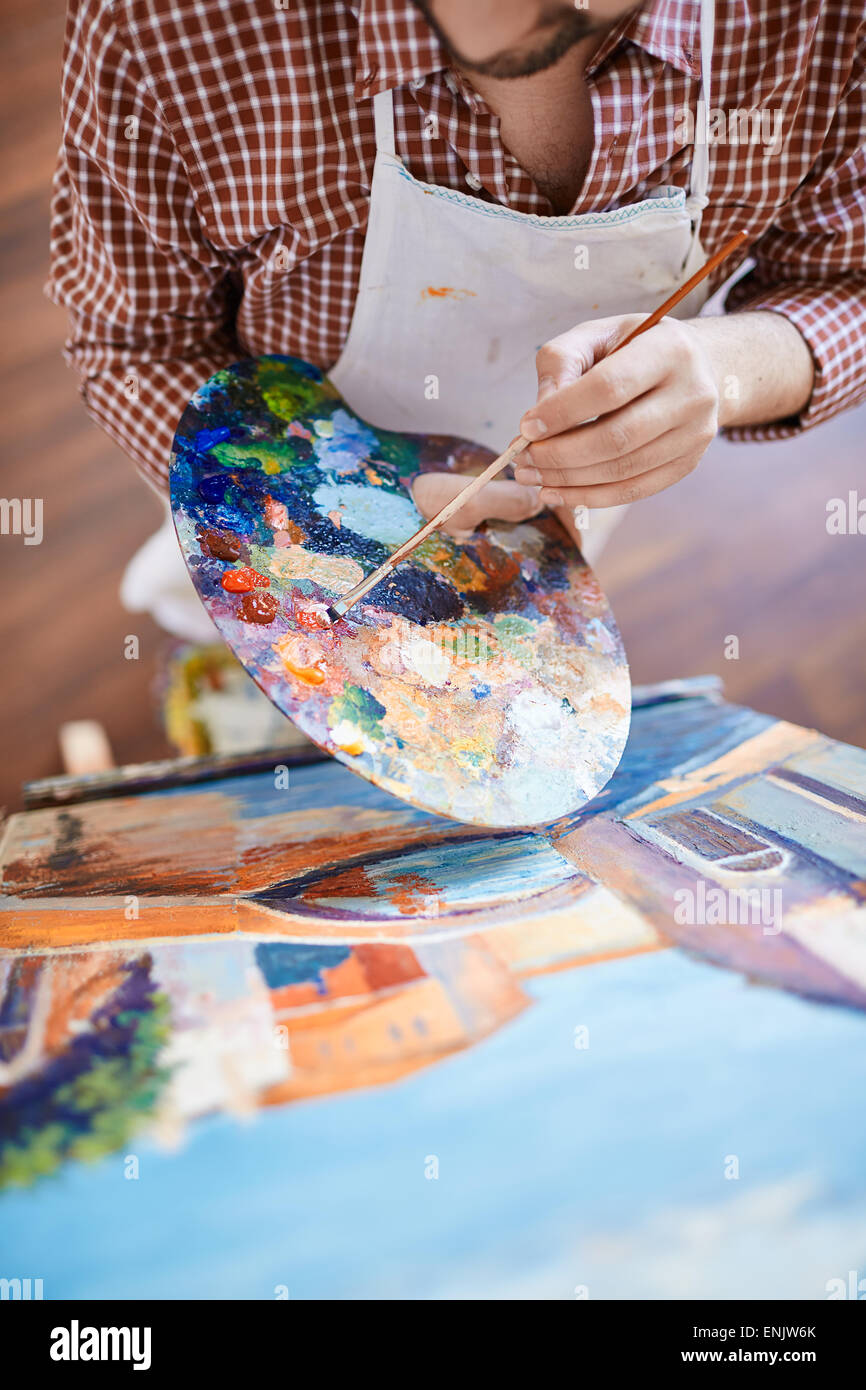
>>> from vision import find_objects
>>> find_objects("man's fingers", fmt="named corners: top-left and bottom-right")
top-left (515, 405), bottom-right (688, 488)
top-left (519, 315), bottom-right (720, 444)
top-left (518, 427), bottom-right (693, 490)
top-left (411, 472), bottom-right (543, 537)
top-left (532, 453), bottom-right (698, 510)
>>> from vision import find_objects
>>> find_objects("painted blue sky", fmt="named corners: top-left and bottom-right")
top-left (3, 948), bottom-right (866, 1300)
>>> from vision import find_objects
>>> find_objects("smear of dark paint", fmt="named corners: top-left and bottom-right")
top-left (366, 565), bottom-right (465, 625)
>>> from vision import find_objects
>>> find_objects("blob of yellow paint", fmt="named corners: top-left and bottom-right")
top-left (268, 545), bottom-right (364, 593)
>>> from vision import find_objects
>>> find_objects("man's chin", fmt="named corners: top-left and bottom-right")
top-left (413, 3), bottom-right (601, 81)
top-left (457, 17), bottom-right (602, 79)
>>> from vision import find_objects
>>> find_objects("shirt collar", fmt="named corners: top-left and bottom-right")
top-left (351, 0), bottom-right (702, 104)
top-left (351, 0), bottom-right (448, 102)
top-left (589, 1), bottom-right (702, 79)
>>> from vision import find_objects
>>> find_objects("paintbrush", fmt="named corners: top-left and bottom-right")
top-left (325, 227), bottom-right (748, 624)
top-left (324, 434), bottom-right (531, 623)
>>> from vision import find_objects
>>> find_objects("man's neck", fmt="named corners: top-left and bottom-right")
top-left (455, 33), bottom-right (607, 213)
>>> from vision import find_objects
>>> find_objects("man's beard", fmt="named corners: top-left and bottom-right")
top-left (412, 3), bottom-right (608, 79)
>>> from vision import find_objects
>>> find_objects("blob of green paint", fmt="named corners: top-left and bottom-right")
top-left (328, 685), bottom-right (387, 738)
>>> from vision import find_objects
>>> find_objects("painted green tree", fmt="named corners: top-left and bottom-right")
top-left (0, 957), bottom-right (173, 1189)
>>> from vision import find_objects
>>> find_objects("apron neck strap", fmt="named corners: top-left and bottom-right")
top-left (689, 0), bottom-right (716, 205)
top-left (373, 90), bottom-right (397, 158)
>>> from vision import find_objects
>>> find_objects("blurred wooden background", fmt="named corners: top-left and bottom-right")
top-left (1, 0), bottom-right (864, 812)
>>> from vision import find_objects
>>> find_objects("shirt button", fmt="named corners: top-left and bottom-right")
top-left (465, 171), bottom-right (483, 190)
top-left (409, 76), bottom-right (424, 91)
top-left (444, 71), bottom-right (458, 94)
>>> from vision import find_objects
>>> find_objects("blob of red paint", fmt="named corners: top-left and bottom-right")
top-left (294, 602), bottom-right (332, 632)
top-left (200, 527), bottom-right (243, 561)
top-left (239, 591), bottom-right (280, 624)
top-left (221, 567), bottom-right (270, 593)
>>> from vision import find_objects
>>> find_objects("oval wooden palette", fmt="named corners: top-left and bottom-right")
top-left (170, 355), bottom-right (630, 827)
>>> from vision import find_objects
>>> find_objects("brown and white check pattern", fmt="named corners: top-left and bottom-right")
top-left (49, 0), bottom-right (866, 491)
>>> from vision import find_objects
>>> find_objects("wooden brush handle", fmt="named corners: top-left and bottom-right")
top-left (617, 228), bottom-right (749, 348)
top-left (394, 435), bottom-right (530, 559)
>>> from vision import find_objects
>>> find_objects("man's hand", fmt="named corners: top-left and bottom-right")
top-left (411, 310), bottom-right (815, 536)
top-left (514, 314), bottom-right (720, 508)
top-left (412, 313), bottom-right (721, 540)
top-left (515, 310), bottom-right (815, 509)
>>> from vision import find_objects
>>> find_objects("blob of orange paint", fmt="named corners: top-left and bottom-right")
top-left (221, 567), bottom-right (270, 593)
top-left (275, 633), bottom-right (327, 686)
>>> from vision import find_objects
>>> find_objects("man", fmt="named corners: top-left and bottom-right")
top-left (51, 0), bottom-right (865, 633)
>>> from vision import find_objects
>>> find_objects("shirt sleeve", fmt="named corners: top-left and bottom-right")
top-left (722, 40), bottom-right (866, 441)
top-left (47, 0), bottom-right (240, 493)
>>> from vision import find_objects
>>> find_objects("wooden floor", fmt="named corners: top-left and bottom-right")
top-left (1, 0), bottom-right (864, 813)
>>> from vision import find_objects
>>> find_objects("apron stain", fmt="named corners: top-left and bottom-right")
top-left (420, 286), bottom-right (477, 302)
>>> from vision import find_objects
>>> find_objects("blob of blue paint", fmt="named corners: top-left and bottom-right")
top-left (198, 474), bottom-right (229, 503)
top-left (194, 426), bottom-right (232, 451)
